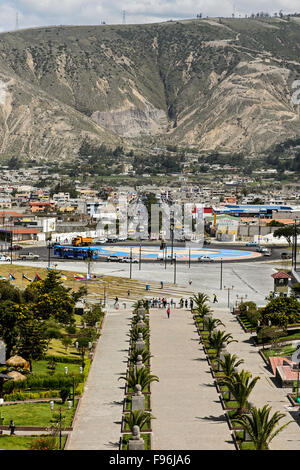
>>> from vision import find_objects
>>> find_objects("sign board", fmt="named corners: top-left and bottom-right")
top-left (42, 218), bottom-right (56, 233)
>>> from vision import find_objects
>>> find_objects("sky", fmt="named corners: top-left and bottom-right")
top-left (0, 0), bottom-right (300, 32)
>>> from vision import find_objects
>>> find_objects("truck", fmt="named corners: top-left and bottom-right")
top-left (72, 236), bottom-right (93, 246)
top-left (18, 252), bottom-right (39, 260)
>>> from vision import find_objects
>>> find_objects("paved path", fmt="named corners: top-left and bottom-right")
top-left (212, 306), bottom-right (300, 450)
top-left (150, 307), bottom-right (235, 450)
top-left (66, 308), bottom-right (131, 450)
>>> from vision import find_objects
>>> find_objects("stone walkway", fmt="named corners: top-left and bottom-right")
top-left (212, 306), bottom-right (300, 450)
top-left (66, 308), bottom-right (131, 450)
top-left (150, 307), bottom-right (235, 450)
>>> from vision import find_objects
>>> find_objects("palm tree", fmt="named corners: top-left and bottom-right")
top-left (220, 370), bottom-right (260, 416)
top-left (233, 405), bottom-right (292, 450)
top-left (215, 353), bottom-right (244, 377)
top-left (124, 410), bottom-right (155, 432)
top-left (204, 317), bottom-right (225, 340)
top-left (129, 349), bottom-right (152, 365)
top-left (209, 330), bottom-right (237, 357)
top-left (119, 368), bottom-right (159, 392)
top-left (130, 326), bottom-right (149, 342)
top-left (192, 292), bottom-right (210, 310)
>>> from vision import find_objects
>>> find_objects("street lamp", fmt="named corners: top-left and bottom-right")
top-left (224, 285), bottom-right (234, 308)
top-left (170, 211), bottom-right (174, 265)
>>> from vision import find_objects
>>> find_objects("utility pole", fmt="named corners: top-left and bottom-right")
top-left (170, 211), bottom-right (174, 265)
top-left (220, 258), bottom-right (223, 290)
top-left (130, 247), bottom-right (132, 279)
top-left (174, 254), bottom-right (176, 284)
top-left (188, 248), bottom-right (191, 268)
top-left (139, 244), bottom-right (142, 271)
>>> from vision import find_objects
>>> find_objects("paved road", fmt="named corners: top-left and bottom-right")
top-left (150, 307), bottom-right (235, 450)
top-left (212, 306), bottom-right (300, 450)
top-left (66, 308), bottom-right (131, 450)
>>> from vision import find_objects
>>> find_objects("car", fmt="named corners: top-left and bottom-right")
top-left (12, 245), bottom-right (23, 251)
top-left (203, 239), bottom-right (211, 246)
top-left (198, 255), bottom-right (214, 262)
top-left (107, 237), bottom-right (118, 243)
top-left (106, 255), bottom-right (120, 262)
top-left (281, 252), bottom-right (292, 260)
top-left (18, 252), bottom-right (39, 260)
top-left (94, 238), bottom-right (108, 245)
top-left (0, 254), bottom-right (11, 262)
top-left (246, 242), bottom-right (259, 247)
top-left (119, 256), bottom-right (139, 263)
top-left (256, 246), bottom-right (271, 253)
top-left (263, 250), bottom-right (271, 257)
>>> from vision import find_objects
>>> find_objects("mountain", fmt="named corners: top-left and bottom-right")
top-left (0, 17), bottom-right (300, 160)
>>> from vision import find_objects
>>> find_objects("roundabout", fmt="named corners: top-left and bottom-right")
top-left (93, 245), bottom-right (262, 262)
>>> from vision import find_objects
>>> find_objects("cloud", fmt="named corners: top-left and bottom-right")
top-left (1, 0), bottom-right (300, 31)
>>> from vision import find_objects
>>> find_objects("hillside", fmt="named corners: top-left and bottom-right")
top-left (0, 17), bottom-right (300, 159)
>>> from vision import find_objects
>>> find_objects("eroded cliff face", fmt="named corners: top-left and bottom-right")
top-left (92, 105), bottom-right (168, 137)
top-left (0, 18), bottom-right (300, 159)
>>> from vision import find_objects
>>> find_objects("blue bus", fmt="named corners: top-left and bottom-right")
top-left (53, 245), bottom-right (100, 260)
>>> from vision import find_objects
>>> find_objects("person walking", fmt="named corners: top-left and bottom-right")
top-left (180, 298), bottom-right (184, 308)
top-left (190, 298), bottom-right (194, 312)
top-left (9, 420), bottom-right (15, 435)
top-left (167, 307), bottom-right (170, 319)
top-left (185, 299), bottom-right (188, 309)
top-left (213, 294), bottom-right (218, 303)
top-left (127, 290), bottom-right (130, 297)
top-left (160, 280), bottom-right (164, 289)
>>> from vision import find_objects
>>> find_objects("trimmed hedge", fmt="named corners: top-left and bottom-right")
top-left (44, 355), bottom-right (82, 364)
top-left (3, 374), bottom-right (84, 394)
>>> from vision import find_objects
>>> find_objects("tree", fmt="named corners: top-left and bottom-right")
top-left (215, 353), bottom-right (244, 379)
top-left (203, 317), bottom-right (225, 340)
top-left (260, 297), bottom-right (300, 327)
top-left (233, 405), bottom-right (291, 449)
top-left (209, 330), bottom-right (237, 357)
top-left (220, 370), bottom-right (260, 416)
top-left (18, 318), bottom-right (48, 371)
top-left (291, 283), bottom-right (300, 298)
top-left (119, 368), bottom-right (159, 392)
top-left (124, 410), bottom-right (155, 432)
top-left (61, 336), bottom-right (72, 352)
top-left (0, 301), bottom-right (23, 357)
top-left (82, 305), bottom-right (104, 327)
top-left (273, 225), bottom-right (300, 246)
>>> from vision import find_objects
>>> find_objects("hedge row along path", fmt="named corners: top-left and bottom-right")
top-left (150, 307), bottom-right (235, 450)
top-left (66, 307), bottom-right (132, 450)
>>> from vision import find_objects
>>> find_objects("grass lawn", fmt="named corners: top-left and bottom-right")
top-left (0, 435), bottom-right (67, 450)
top-left (47, 338), bottom-right (80, 357)
top-left (257, 329), bottom-right (300, 345)
top-left (262, 344), bottom-right (297, 361)
top-left (32, 360), bottom-right (81, 376)
top-left (121, 433), bottom-right (151, 450)
top-left (0, 401), bottom-right (78, 427)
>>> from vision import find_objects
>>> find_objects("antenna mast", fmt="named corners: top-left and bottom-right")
top-left (122, 10), bottom-right (126, 25)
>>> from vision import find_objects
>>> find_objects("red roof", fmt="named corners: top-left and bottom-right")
top-left (0, 211), bottom-right (23, 218)
top-left (271, 271), bottom-right (291, 279)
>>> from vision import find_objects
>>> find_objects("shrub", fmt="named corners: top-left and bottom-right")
top-left (30, 436), bottom-right (58, 450)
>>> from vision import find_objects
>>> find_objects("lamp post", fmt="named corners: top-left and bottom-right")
top-left (224, 285), bottom-right (234, 308)
top-left (170, 211), bottom-right (174, 265)
top-left (220, 258), bottom-right (223, 290)
top-left (139, 244), bottom-right (142, 271)
top-left (188, 247), bottom-right (191, 269)
top-left (174, 253), bottom-right (177, 285)
top-left (130, 247), bottom-right (132, 279)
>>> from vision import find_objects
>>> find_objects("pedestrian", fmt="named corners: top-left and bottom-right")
top-left (190, 299), bottom-right (194, 312)
top-left (180, 298), bottom-right (184, 308)
top-left (167, 307), bottom-right (170, 319)
top-left (213, 294), bottom-right (218, 303)
top-left (189, 280), bottom-right (192, 286)
top-left (9, 420), bottom-right (15, 435)
top-left (158, 298), bottom-right (161, 308)
top-left (161, 280), bottom-right (164, 289)
top-left (170, 298), bottom-right (174, 307)
top-left (128, 290), bottom-right (130, 297)
top-left (185, 299), bottom-right (188, 309)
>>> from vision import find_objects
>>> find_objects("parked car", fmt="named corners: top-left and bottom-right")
top-left (119, 256), bottom-right (139, 263)
top-left (94, 238), bottom-right (108, 245)
top-left (106, 255), bottom-right (120, 262)
top-left (18, 252), bottom-right (39, 260)
top-left (246, 242), bottom-right (259, 247)
top-left (12, 245), bottom-right (23, 251)
top-left (0, 254), bottom-right (11, 262)
top-left (281, 252), bottom-right (292, 260)
top-left (198, 255), bottom-right (214, 262)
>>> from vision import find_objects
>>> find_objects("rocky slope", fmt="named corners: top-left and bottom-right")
top-left (0, 17), bottom-right (300, 159)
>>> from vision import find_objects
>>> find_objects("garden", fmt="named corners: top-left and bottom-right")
top-left (0, 271), bottom-right (104, 450)
top-left (193, 292), bottom-right (291, 450)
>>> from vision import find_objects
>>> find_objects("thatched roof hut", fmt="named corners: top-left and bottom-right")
top-left (6, 355), bottom-right (27, 367)
top-left (6, 371), bottom-right (26, 381)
